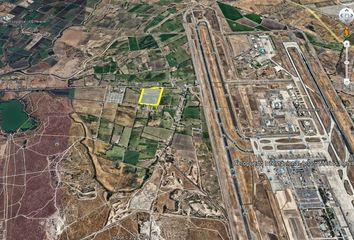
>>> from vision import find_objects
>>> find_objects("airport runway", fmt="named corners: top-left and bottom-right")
top-left (284, 40), bottom-right (354, 155)
top-left (195, 21), bottom-right (253, 240)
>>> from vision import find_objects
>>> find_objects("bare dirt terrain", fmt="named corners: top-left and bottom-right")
top-left (1, 0), bottom-right (353, 239)
top-left (58, 27), bottom-right (89, 49)
top-left (0, 93), bottom-right (73, 240)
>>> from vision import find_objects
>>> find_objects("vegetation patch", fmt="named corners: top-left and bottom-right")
top-left (137, 139), bottom-right (159, 159)
top-left (183, 106), bottom-right (200, 119)
top-left (105, 146), bottom-right (125, 161)
top-left (306, 33), bottom-right (342, 51)
top-left (245, 13), bottom-right (263, 24)
top-left (94, 61), bottom-right (117, 74)
top-left (168, 35), bottom-right (188, 50)
top-left (128, 37), bottom-right (139, 51)
top-left (159, 33), bottom-right (178, 42)
top-left (117, 42), bottom-right (129, 52)
top-left (158, 0), bottom-right (182, 5)
top-left (80, 114), bottom-right (99, 123)
top-left (227, 20), bottom-right (254, 32)
top-left (110, 40), bottom-right (130, 53)
top-left (128, 128), bottom-right (143, 149)
top-left (145, 10), bottom-right (170, 31)
top-left (166, 47), bottom-right (190, 67)
top-left (217, 2), bottom-right (272, 32)
top-left (163, 107), bottom-right (176, 117)
top-left (167, 6), bottom-right (177, 14)
top-left (119, 127), bottom-right (132, 147)
top-left (217, 1), bottom-right (243, 21)
top-left (115, 71), bottom-right (169, 84)
top-left (142, 126), bottom-right (174, 141)
top-left (124, 151), bottom-right (140, 165)
top-left (255, 25), bottom-right (270, 31)
top-left (154, 17), bottom-right (184, 33)
top-left (98, 118), bottom-right (114, 142)
top-left (128, 3), bottom-right (153, 13)
top-left (137, 35), bottom-right (158, 49)
top-left (171, 59), bottom-right (195, 84)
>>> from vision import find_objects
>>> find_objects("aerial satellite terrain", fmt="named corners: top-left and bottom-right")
top-left (0, 0), bottom-right (354, 239)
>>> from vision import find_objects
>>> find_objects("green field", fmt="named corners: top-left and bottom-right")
top-left (115, 71), bottom-right (169, 84)
top-left (154, 17), bottom-right (184, 33)
top-left (110, 40), bottom-right (130, 52)
top-left (128, 36), bottom-right (158, 51)
top-left (160, 93), bottom-right (172, 105)
top-left (105, 146), bottom-right (125, 161)
top-left (171, 60), bottom-right (195, 84)
top-left (159, 33), bottom-right (178, 42)
top-left (138, 35), bottom-right (158, 49)
top-left (227, 20), bottom-right (254, 32)
top-left (168, 6), bottom-right (177, 13)
top-left (168, 36), bottom-right (188, 50)
top-left (217, 1), bottom-right (243, 21)
top-left (306, 33), bottom-right (342, 50)
top-left (163, 107), bottom-right (176, 117)
top-left (145, 11), bottom-right (170, 31)
top-left (98, 118), bottom-right (113, 142)
top-left (161, 113), bottom-right (173, 129)
top-left (218, 2), bottom-right (269, 32)
top-left (138, 139), bottom-right (158, 159)
top-left (148, 50), bottom-right (164, 63)
top-left (142, 126), bottom-right (174, 141)
top-left (158, 0), bottom-right (182, 5)
top-left (79, 114), bottom-right (99, 136)
top-left (123, 126), bottom-right (160, 161)
top-left (118, 42), bottom-right (129, 52)
top-left (94, 62), bottom-right (117, 74)
top-left (128, 128), bottom-right (143, 149)
top-left (135, 118), bottom-right (149, 126)
top-left (87, 0), bottom-right (100, 8)
top-left (80, 114), bottom-right (99, 124)
top-left (124, 151), bottom-right (140, 165)
top-left (128, 3), bottom-right (153, 13)
top-left (119, 127), bottom-right (132, 147)
top-left (128, 37), bottom-right (139, 51)
top-left (255, 25), bottom-right (270, 31)
top-left (113, 124), bottom-right (124, 136)
top-left (183, 106), bottom-right (200, 119)
top-left (166, 47), bottom-right (190, 67)
top-left (245, 13), bottom-right (263, 24)
top-left (144, 71), bottom-right (168, 82)
top-left (0, 99), bottom-right (34, 133)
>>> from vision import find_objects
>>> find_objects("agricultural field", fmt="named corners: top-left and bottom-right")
top-left (0, 1), bottom-right (228, 239)
top-left (1, 0), bottom-right (354, 240)
top-left (217, 1), bottom-right (285, 32)
top-left (91, 3), bottom-right (194, 87)
top-left (0, 0), bottom-right (98, 71)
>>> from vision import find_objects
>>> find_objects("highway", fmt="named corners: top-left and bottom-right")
top-left (195, 21), bottom-right (253, 240)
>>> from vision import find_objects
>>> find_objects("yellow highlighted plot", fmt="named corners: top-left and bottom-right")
top-left (138, 87), bottom-right (164, 106)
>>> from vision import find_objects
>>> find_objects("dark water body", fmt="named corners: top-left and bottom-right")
top-left (0, 99), bottom-right (34, 133)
